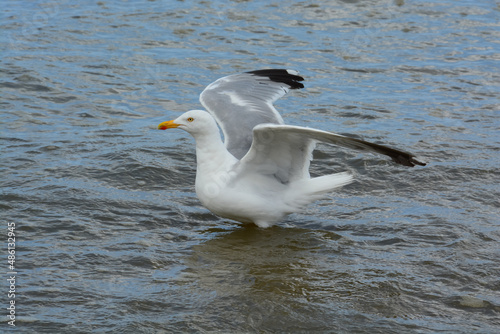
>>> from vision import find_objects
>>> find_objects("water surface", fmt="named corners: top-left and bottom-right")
top-left (1, 0), bottom-right (499, 332)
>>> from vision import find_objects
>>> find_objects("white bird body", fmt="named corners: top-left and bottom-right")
top-left (158, 69), bottom-right (425, 228)
top-left (172, 109), bottom-right (353, 228)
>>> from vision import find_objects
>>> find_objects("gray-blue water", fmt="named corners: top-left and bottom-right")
top-left (1, 0), bottom-right (499, 332)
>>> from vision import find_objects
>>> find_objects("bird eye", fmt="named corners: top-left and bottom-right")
top-left (187, 117), bottom-right (194, 122)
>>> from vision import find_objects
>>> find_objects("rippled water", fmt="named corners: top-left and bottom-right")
top-left (2, 0), bottom-right (499, 332)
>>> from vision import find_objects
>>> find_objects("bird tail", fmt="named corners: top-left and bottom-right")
top-left (287, 172), bottom-right (354, 208)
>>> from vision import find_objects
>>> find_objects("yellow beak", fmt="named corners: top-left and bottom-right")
top-left (158, 120), bottom-right (180, 130)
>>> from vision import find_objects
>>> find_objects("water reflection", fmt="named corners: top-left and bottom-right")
top-left (179, 223), bottom-right (460, 331)
top-left (181, 225), bottom-right (403, 331)
top-left (189, 225), bottom-right (337, 292)
top-left (181, 225), bottom-right (334, 330)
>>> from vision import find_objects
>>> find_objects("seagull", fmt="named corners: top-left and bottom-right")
top-left (158, 69), bottom-right (426, 228)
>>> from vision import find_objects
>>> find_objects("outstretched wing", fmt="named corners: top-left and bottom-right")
top-left (238, 124), bottom-right (426, 184)
top-left (238, 125), bottom-right (317, 185)
top-left (199, 69), bottom-right (304, 159)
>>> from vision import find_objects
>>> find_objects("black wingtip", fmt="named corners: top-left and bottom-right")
top-left (392, 155), bottom-right (427, 167)
top-left (246, 69), bottom-right (305, 89)
top-left (411, 157), bottom-right (427, 167)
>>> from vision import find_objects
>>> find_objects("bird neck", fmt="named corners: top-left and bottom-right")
top-left (193, 130), bottom-right (236, 174)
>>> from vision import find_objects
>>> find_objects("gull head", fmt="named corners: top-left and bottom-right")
top-left (158, 110), bottom-right (218, 136)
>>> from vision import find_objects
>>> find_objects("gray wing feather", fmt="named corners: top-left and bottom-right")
top-left (239, 125), bottom-right (426, 184)
top-left (238, 126), bottom-right (316, 184)
top-left (200, 70), bottom-right (304, 159)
